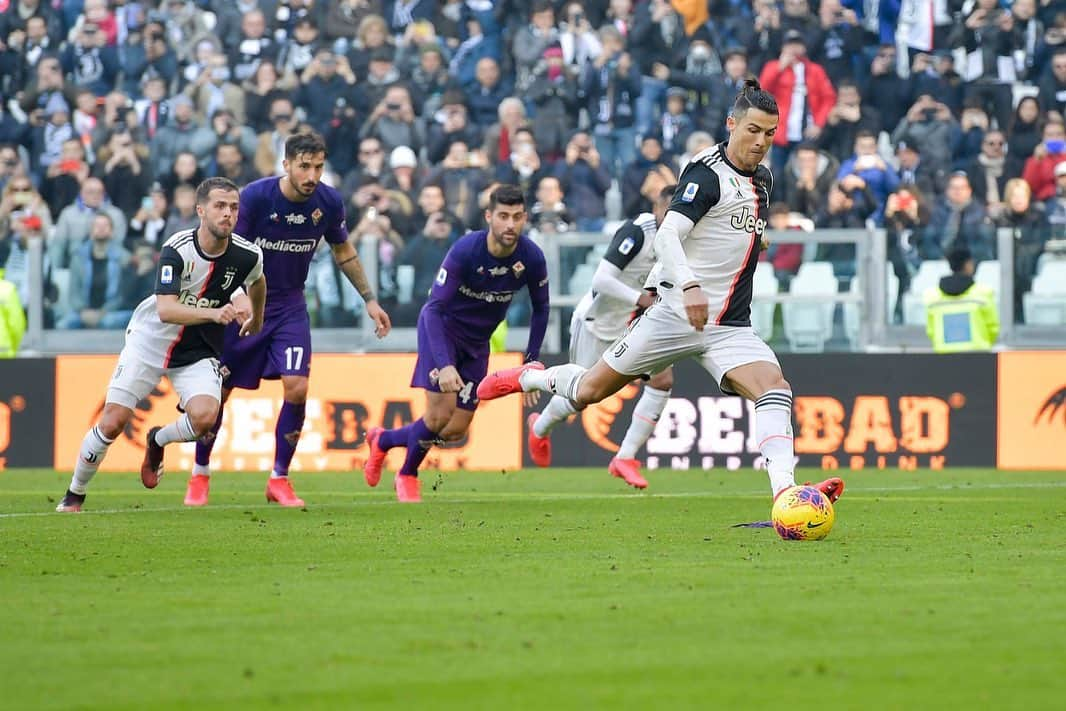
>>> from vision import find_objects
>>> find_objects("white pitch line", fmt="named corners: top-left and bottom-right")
top-left (1, 480), bottom-right (1064, 519)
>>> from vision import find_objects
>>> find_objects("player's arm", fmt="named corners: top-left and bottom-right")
top-left (153, 246), bottom-right (237, 326)
top-left (593, 221), bottom-right (653, 308)
top-left (524, 251), bottom-right (550, 364)
top-left (239, 253), bottom-right (266, 337)
top-left (328, 200), bottom-right (391, 338)
top-left (654, 163), bottom-right (721, 330)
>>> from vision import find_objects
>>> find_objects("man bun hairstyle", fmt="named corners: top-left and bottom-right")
top-left (733, 78), bottom-right (779, 117)
top-left (196, 176), bottom-right (239, 204)
top-left (488, 183), bottom-right (525, 210)
top-left (285, 130), bottom-right (328, 160)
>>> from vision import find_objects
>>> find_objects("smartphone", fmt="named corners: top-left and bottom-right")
top-left (141, 196), bottom-right (154, 210)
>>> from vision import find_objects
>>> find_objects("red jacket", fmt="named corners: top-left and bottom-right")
top-left (758, 59), bottom-right (837, 146)
top-left (1021, 154), bottom-right (1066, 201)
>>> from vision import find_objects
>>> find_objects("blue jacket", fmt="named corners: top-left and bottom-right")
top-left (68, 240), bottom-right (130, 313)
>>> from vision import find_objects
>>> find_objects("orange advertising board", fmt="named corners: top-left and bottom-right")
top-left (997, 351), bottom-right (1066, 469)
top-left (54, 353), bottom-right (522, 473)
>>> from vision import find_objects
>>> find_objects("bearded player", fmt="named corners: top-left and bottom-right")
top-left (187, 132), bottom-right (391, 507)
top-left (478, 80), bottom-right (845, 505)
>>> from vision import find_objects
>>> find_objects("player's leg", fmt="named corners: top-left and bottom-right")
top-left (609, 366), bottom-right (675, 489)
top-left (58, 350), bottom-right (156, 511)
top-left (262, 313), bottom-right (313, 505)
top-left (191, 386), bottom-right (231, 478)
top-left (392, 391), bottom-right (457, 503)
top-left (147, 359), bottom-right (226, 489)
top-left (711, 331), bottom-right (844, 503)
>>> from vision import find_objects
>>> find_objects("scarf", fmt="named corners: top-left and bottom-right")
top-left (977, 153), bottom-right (1005, 204)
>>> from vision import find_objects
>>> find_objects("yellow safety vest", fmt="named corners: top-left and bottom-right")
top-left (0, 278), bottom-right (26, 358)
top-left (923, 281), bottom-right (999, 353)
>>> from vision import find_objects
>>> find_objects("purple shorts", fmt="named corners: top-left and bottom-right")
top-left (410, 317), bottom-right (489, 411)
top-left (222, 305), bottom-right (312, 390)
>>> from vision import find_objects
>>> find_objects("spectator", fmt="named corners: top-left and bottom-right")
top-left (244, 60), bottom-right (296, 135)
top-left (557, 2), bottom-right (603, 70)
top-left (214, 142), bottom-right (259, 188)
top-left (120, 241), bottom-right (159, 314)
top-left (413, 182), bottom-right (450, 228)
top-left (0, 16), bottom-right (54, 99)
top-left (526, 46), bottom-right (579, 158)
top-left (621, 135), bottom-right (674, 218)
top-left (704, 49), bottom-right (751, 142)
top-left (448, 13), bottom-right (502, 90)
top-left (950, 0), bottom-right (1020, 131)
top-left (1011, 0), bottom-right (1045, 83)
top-left (120, 20), bottom-right (179, 96)
top-left (383, 145), bottom-right (420, 201)
top-left (426, 90), bottom-right (481, 165)
top-left (778, 0), bottom-right (822, 51)
top-left (324, 0), bottom-right (386, 43)
top-left (782, 143), bottom-right (838, 217)
top-left (891, 94), bottom-right (959, 171)
top-left (50, 177), bottom-right (127, 269)
top-left (159, 151), bottom-right (204, 204)
top-left (812, 0), bottom-right (864, 84)
top-left (0, 145), bottom-right (24, 194)
top-left (759, 29), bottom-right (837, 174)
top-left (184, 52), bottom-right (247, 126)
top-left (126, 184), bottom-right (169, 248)
top-left (482, 97), bottom-right (528, 166)
top-left (465, 57), bottom-right (512, 131)
top-left (254, 96), bottom-right (298, 177)
top-left (582, 25), bottom-right (641, 178)
top-left (299, 50), bottom-right (359, 134)
top-left (162, 183), bottom-right (200, 238)
top-left (1039, 50), bottom-right (1066, 116)
top-left (680, 130), bottom-right (716, 166)
top-left (40, 138), bottom-right (90, 219)
top-left (512, 1), bottom-right (559, 92)
top-left (763, 203), bottom-right (805, 280)
top-left (813, 180), bottom-right (877, 275)
top-left (341, 137), bottom-right (388, 196)
top-left (60, 212), bottom-right (132, 329)
top-left (61, 22), bottom-right (120, 97)
top-left (31, 93), bottom-right (74, 180)
top-left (896, 141), bottom-right (946, 200)
top-left (135, 75), bottom-right (173, 141)
top-left (494, 127), bottom-right (550, 206)
top-left (898, 0), bottom-right (954, 59)
top-left (1006, 96), bottom-right (1044, 177)
top-left (91, 90), bottom-right (141, 151)
top-left (95, 127), bottom-right (151, 220)
top-left (818, 79), bottom-right (881, 163)
top-left (1022, 120), bottom-right (1066, 200)
top-left (884, 186), bottom-right (931, 312)
top-left (921, 172), bottom-right (996, 260)
top-left (1047, 162), bottom-right (1066, 236)
top-left (997, 178), bottom-right (1050, 321)
top-left (151, 94), bottom-right (214, 177)
top-left (279, 16), bottom-right (325, 76)
top-left (554, 130), bottom-right (611, 232)
top-left (836, 131), bottom-right (898, 223)
top-left (424, 141), bottom-right (489, 229)
top-left (409, 44), bottom-right (451, 118)
top-left (228, 10), bottom-right (280, 83)
top-left (383, 0), bottom-right (436, 35)
top-left (19, 56), bottom-right (73, 130)
top-left (924, 247), bottom-right (999, 353)
top-left (909, 51), bottom-right (965, 118)
top-left (529, 176), bottom-right (574, 237)
top-left (396, 208), bottom-right (458, 321)
top-left (655, 28), bottom-right (722, 127)
top-left (346, 14), bottom-right (393, 79)
top-left (629, 0), bottom-right (681, 136)
top-left (359, 85), bottom-right (422, 153)
top-left (953, 103), bottom-right (991, 170)
top-left (862, 44), bottom-right (910, 131)
top-left (965, 130), bottom-right (1011, 214)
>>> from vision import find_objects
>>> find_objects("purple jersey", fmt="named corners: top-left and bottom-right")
top-left (420, 230), bottom-right (550, 367)
top-left (235, 176), bottom-right (348, 304)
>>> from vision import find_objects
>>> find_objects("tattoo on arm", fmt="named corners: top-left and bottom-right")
top-left (335, 252), bottom-right (376, 302)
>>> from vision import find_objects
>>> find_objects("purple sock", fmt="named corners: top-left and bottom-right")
top-left (379, 423), bottom-right (413, 451)
top-left (194, 408), bottom-right (224, 466)
top-left (273, 401), bottom-right (306, 477)
top-left (399, 418), bottom-right (439, 477)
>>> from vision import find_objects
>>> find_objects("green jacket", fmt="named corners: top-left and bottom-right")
top-left (924, 275), bottom-right (999, 353)
top-left (0, 276), bottom-right (26, 357)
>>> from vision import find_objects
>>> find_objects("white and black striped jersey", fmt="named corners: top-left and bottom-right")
top-left (124, 228), bottom-right (264, 368)
top-left (652, 142), bottom-right (772, 327)
top-left (573, 213), bottom-right (658, 341)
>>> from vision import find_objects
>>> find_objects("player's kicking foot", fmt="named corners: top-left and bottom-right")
top-left (140, 426), bottom-right (164, 489)
top-left (55, 490), bottom-right (85, 512)
top-left (527, 413), bottom-right (551, 467)
top-left (364, 426), bottom-right (386, 487)
top-left (810, 477), bottom-right (845, 503)
top-left (476, 361), bottom-right (544, 401)
top-left (395, 474), bottom-right (421, 503)
top-left (608, 457), bottom-right (648, 489)
top-left (184, 475), bottom-right (210, 506)
top-left (266, 477), bottom-right (305, 507)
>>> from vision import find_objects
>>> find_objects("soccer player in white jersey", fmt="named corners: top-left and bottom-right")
top-left (55, 178), bottom-right (266, 512)
top-left (527, 185), bottom-right (676, 489)
top-left (479, 79), bottom-right (845, 505)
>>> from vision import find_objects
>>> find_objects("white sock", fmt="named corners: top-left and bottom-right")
top-left (154, 413), bottom-right (197, 446)
top-left (192, 464), bottom-right (210, 478)
top-left (533, 395), bottom-right (579, 437)
top-left (270, 470), bottom-right (287, 479)
top-left (617, 386), bottom-right (670, 459)
top-left (520, 363), bottom-right (587, 401)
top-left (70, 426), bottom-right (113, 495)
top-left (755, 389), bottom-right (796, 496)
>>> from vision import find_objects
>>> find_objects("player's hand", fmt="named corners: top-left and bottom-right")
top-left (682, 285), bottom-right (709, 331)
top-left (366, 300), bottom-right (391, 338)
top-left (239, 315), bottom-right (263, 337)
top-left (231, 293), bottom-right (253, 322)
top-left (215, 304), bottom-right (238, 325)
top-left (522, 391), bottom-right (541, 408)
top-left (436, 365), bottom-right (463, 393)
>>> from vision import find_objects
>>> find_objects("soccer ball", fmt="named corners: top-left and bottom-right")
top-left (771, 485), bottom-right (835, 541)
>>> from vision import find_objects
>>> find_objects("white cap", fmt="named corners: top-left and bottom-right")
top-left (389, 145), bottom-right (417, 169)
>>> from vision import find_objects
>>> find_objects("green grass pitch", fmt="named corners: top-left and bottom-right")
top-left (1, 467), bottom-right (1063, 710)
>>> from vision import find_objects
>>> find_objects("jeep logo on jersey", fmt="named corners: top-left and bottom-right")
top-left (254, 237), bottom-right (316, 253)
top-left (178, 291), bottom-right (223, 308)
top-left (729, 206), bottom-right (766, 236)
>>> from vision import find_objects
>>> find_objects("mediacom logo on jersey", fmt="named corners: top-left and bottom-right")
top-left (254, 237), bottom-right (316, 253)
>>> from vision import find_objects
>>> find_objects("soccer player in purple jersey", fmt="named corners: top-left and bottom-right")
top-left (362, 184), bottom-right (549, 502)
top-left (186, 132), bottom-right (391, 507)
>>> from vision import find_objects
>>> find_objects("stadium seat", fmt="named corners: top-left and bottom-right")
top-left (751, 261), bottom-right (778, 340)
top-left (902, 260), bottom-right (951, 325)
top-left (974, 260), bottom-right (1000, 295)
top-left (568, 264), bottom-right (595, 296)
top-left (1035, 259), bottom-right (1066, 282)
top-left (51, 268), bottom-right (71, 321)
top-left (1023, 270), bottom-right (1066, 325)
top-left (782, 261), bottom-right (836, 352)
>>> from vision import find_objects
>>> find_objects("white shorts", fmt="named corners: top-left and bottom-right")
top-left (106, 348), bottom-right (223, 410)
top-left (568, 313), bottom-right (617, 369)
top-left (602, 304), bottom-right (779, 392)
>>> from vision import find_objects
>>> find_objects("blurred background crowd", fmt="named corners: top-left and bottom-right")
top-left (0, 0), bottom-right (1064, 335)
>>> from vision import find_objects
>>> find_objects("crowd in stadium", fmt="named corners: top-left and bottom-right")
top-left (0, 0), bottom-right (1064, 332)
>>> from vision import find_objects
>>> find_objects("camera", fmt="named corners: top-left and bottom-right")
top-left (921, 108), bottom-right (937, 121)
top-left (385, 102), bottom-right (402, 111)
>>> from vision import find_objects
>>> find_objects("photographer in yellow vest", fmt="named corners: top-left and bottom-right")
top-left (924, 247), bottom-right (999, 352)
